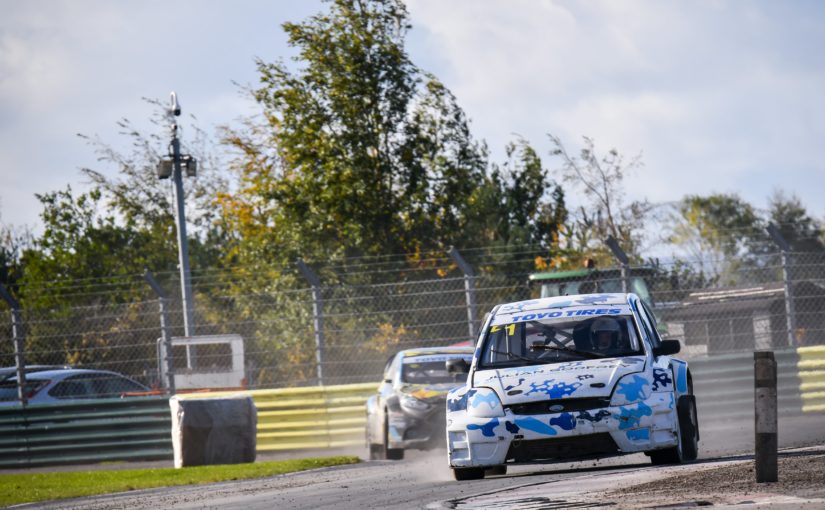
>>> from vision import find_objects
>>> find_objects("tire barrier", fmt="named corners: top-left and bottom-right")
top-left (798, 345), bottom-right (825, 413)
top-left (0, 396), bottom-right (172, 468)
top-left (170, 396), bottom-right (257, 467)
top-left (177, 382), bottom-right (376, 452)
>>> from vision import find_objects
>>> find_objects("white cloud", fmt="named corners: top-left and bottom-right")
top-left (406, 0), bottom-right (825, 214)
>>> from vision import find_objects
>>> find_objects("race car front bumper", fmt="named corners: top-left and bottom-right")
top-left (447, 392), bottom-right (678, 468)
top-left (388, 406), bottom-right (447, 450)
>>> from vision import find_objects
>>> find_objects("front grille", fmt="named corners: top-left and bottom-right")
top-left (403, 409), bottom-right (445, 443)
top-left (506, 433), bottom-right (619, 462)
top-left (505, 398), bottom-right (610, 415)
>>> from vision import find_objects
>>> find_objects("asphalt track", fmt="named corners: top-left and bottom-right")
top-left (19, 414), bottom-right (825, 510)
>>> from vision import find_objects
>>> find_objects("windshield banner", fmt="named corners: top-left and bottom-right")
top-left (491, 304), bottom-right (633, 326)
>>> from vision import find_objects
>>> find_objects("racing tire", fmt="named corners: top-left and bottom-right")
top-left (383, 416), bottom-right (405, 460)
top-left (485, 465), bottom-right (507, 476)
top-left (453, 467), bottom-right (485, 481)
top-left (649, 394), bottom-right (699, 465)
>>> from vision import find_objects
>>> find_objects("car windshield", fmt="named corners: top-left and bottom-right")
top-left (478, 313), bottom-right (643, 368)
top-left (401, 355), bottom-right (471, 384)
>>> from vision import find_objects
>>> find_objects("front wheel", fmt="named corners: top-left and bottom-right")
top-left (650, 394), bottom-right (699, 465)
top-left (453, 467), bottom-right (485, 481)
top-left (383, 416), bottom-right (404, 460)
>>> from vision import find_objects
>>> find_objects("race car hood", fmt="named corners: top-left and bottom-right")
top-left (397, 382), bottom-right (463, 402)
top-left (472, 356), bottom-right (646, 404)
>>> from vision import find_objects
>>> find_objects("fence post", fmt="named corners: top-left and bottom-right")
top-left (449, 247), bottom-right (478, 342)
top-left (144, 270), bottom-right (175, 395)
top-left (605, 236), bottom-right (630, 293)
top-left (297, 260), bottom-right (325, 386)
top-left (766, 223), bottom-right (797, 347)
top-left (0, 283), bottom-right (26, 406)
top-left (754, 351), bottom-right (778, 483)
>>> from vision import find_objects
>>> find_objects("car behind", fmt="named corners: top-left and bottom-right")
top-left (366, 346), bottom-right (474, 460)
top-left (0, 368), bottom-right (152, 406)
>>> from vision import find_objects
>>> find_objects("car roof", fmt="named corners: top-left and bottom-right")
top-left (9, 368), bottom-right (128, 381)
top-left (497, 293), bottom-right (633, 313)
top-left (398, 346), bottom-right (474, 358)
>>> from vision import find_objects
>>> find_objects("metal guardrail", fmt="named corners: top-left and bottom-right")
top-left (178, 382), bottom-right (377, 451)
top-left (0, 396), bottom-right (172, 468)
top-left (690, 349), bottom-right (803, 424)
top-left (798, 345), bottom-right (825, 413)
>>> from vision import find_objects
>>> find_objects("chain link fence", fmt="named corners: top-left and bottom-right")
top-left (2, 245), bottom-right (825, 402)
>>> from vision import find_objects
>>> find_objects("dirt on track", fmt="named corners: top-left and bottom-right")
top-left (608, 450), bottom-right (825, 508)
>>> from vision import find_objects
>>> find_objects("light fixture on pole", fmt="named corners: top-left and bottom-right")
top-left (157, 91), bottom-right (197, 336)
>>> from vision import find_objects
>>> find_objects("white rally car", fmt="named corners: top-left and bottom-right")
top-left (446, 293), bottom-right (698, 480)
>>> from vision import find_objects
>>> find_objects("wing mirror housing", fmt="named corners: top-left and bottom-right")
top-left (446, 358), bottom-right (471, 375)
top-left (653, 339), bottom-right (681, 356)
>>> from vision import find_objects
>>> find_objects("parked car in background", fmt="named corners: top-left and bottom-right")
top-left (0, 365), bottom-right (71, 382)
top-left (365, 346), bottom-right (474, 460)
top-left (0, 369), bottom-right (152, 406)
top-left (446, 293), bottom-right (698, 480)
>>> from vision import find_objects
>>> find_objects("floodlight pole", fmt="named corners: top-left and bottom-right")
top-left (168, 92), bottom-right (195, 337)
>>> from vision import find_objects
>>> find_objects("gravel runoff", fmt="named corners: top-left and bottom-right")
top-left (606, 447), bottom-right (825, 509)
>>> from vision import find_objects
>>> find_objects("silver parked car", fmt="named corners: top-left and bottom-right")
top-left (0, 368), bottom-right (152, 406)
top-left (365, 346), bottom-right (473, 460)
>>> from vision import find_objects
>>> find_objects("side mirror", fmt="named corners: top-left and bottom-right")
top-left (653, 339), bottom-right (681, 356)
top-left (446, 358), bottom-right (471, 375)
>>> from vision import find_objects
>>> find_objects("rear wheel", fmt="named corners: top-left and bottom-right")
top-left (650, 394), bottom-right (699, 465)
top-left (453, 467), bottom-right (485, 481)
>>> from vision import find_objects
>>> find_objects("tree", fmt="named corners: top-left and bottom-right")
top-left (219, 0), bottom-right (568, 275)
top-left (547, 135), bottom-right (650, 266)
top-left (768, 190), bottom-right (825, 253)
top-left (666, 193), bottom-right (763, 285)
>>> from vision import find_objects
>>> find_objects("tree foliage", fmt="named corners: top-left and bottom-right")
top-left (768, 190), bottom-right (825, 253)
top-left (219, 0), bottom-right (567, 276)
top-left (667, 193), bottom-right (763, 285)
top-left (548, 134), bottom-right (650, 266)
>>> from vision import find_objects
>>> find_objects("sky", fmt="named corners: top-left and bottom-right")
top-left (2, 0), bottom-right (825, 232)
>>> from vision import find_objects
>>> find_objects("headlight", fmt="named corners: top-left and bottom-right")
top-left (610, 373), bottom-right (652, 406)
top-left (400, 395), bottom-right (431, 412)
top-left (466, 387), bottom-right (505, 418)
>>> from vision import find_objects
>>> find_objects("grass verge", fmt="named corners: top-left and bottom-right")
top-left (0, 456), bottom-right (360, 507)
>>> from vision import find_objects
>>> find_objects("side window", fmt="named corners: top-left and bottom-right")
top-left (382, 354), bottom-right (396, 382)
top-left (49, 376), bottom-right (93, 399)
top-left (92, 375), bottom-right (146, 397)
top-left (386, 354), bottom-right (402, 382)
top-left (636, 299), bottom-right (661, 348)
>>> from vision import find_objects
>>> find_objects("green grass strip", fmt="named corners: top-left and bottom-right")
top-left (0, 456), bottom-right (360, 506)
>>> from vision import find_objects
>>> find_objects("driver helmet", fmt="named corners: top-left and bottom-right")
top-left (591, 317), bottom-right (620, 351)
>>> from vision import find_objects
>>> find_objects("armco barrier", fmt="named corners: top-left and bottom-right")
top-left (178, 382), bottom-right (377, 451)
top-left (684, 349), bottom-right (803, 425)
top-left (798, 345), bottom-right (825, 413)
top-left (0, 396), bottom-right (172, 468)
